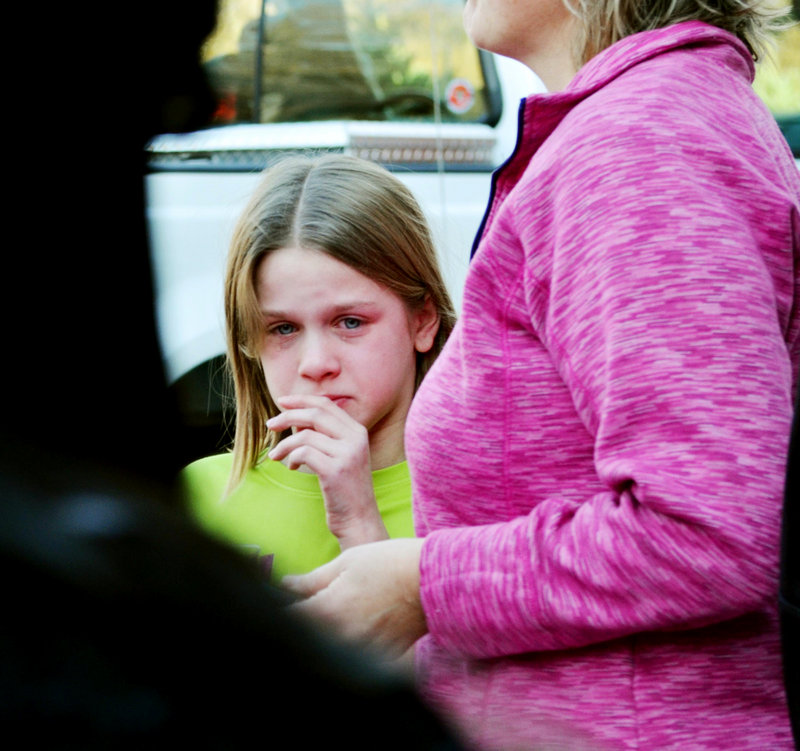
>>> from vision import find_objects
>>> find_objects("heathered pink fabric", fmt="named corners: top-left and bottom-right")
top-left (406, 22), bottom-right (799, 751)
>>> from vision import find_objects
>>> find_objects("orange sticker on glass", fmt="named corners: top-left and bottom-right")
top-left (445, 78), bottom-right (475, 115)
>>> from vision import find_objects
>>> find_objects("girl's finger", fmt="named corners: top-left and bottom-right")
top-left (267, 403), bottom-right (363, 438)
top-left (267, 428), bottom-right (338, 462)
top-left (274, 394), bottom-right (351, 418)
top-left (272, 443), bottom-right (337, 474)
top-left (267, 407), bottom-right (327, 432)
top-left (274, 395), bottom-right (363, 425)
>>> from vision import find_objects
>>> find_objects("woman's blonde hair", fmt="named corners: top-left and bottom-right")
top-left (224, 154), bottom-right (456, 492)
top-left (564, 0), bottom-right (791, 66)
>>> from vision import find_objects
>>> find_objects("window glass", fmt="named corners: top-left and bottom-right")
top-left (201, 0), bottom-right (494, 126)
top-left (753, 22), bottom-right (800, 155)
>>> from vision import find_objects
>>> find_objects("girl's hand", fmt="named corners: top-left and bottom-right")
top-left (281, 538), bottom-right (426, 658)
top-left (267, 394), bottom-right (389, 549)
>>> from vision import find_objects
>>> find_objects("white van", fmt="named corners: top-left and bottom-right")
top-left (145, 0), bottom-right (541, 456)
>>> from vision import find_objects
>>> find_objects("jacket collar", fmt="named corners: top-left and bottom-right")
top-left (509, 21), bottom-right (754, 166)
top-left (565, 20), bottom-right (754, 98)
top-left (472, 22), bottom-right (754, 258)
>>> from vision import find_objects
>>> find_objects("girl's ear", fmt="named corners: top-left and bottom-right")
top-left (412, 296), bottom-right (440, 354)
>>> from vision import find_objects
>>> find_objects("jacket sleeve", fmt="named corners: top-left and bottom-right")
top-left (418, 110), bottom-right (798, 660)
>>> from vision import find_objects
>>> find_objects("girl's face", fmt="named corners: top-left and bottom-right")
top-left (255, 246), bottom-right (438, 449)
top-left (463, 0), bottom-right (576, 89)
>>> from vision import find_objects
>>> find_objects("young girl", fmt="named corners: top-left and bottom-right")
top-left (181, 155), bottom-right (455, 580)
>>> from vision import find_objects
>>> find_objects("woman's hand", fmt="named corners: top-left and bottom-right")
top-left (267, 394), bottom-right (388, 549)
top-left (281, 538), bottom-right (427, 658)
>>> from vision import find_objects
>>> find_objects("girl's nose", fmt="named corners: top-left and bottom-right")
top-left (297, 334), bottom-right (340, 382)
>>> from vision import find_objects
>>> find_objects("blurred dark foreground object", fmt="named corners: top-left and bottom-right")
top-left (0, 445), bottom-right (463, 749)
top-left (0, 3), bottom-right (463, 747)
top-left (0, 2), bottom-right (463, 747)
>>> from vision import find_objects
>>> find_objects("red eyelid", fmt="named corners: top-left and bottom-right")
top-left (262, 312), bottom-right (370, 334)
top-left (266, 321), bottom-right (296, 335)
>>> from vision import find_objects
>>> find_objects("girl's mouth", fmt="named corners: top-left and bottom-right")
top-left (324, 395), bottom-right (350, 407)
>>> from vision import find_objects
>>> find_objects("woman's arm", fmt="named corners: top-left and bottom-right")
top-left (415, 106), bottom-right (798, 659)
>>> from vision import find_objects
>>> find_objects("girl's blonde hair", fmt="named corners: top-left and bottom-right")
top-left (224, 154), bottom-right (456, 492)
top-left (564, 0), bottom-right (790, 66)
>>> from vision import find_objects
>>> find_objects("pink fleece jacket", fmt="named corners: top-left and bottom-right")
top-left (406, 22), bottom-right (799, 751)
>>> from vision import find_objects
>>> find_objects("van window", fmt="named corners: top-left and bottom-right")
top-left (201, 0), bottom-right (498, 127)
top-left (753, 22), bottom-right (799, 157)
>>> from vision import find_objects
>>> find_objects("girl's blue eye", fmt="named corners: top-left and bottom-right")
top-left (272, 323), bottom-right (295, 335)
top-left (341, 317), bottom-right (361, 330)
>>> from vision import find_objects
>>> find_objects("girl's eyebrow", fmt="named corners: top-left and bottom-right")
top-left (259, 301), bottom-right (380, 318)
top-left (328, 301), bottom-right (380, 314)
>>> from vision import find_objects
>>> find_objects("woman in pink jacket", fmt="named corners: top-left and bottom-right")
top-left (283, 2), bottom-right (800, 749)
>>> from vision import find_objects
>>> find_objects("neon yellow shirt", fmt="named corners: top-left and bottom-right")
top-left (180, 454), bottom-right (414, 581)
